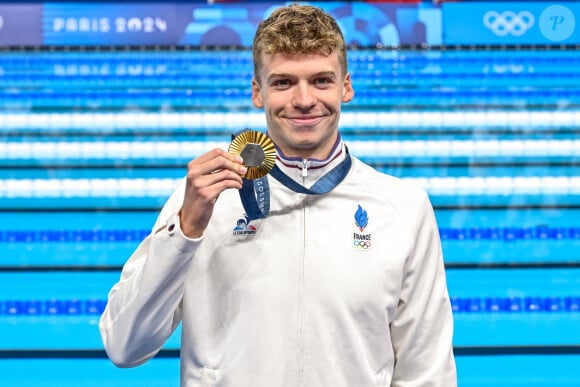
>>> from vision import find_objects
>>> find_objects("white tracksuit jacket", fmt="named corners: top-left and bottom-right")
top-left (99, 141), bottom-right (457, 387)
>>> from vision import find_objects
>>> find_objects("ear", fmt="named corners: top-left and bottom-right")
top-left (252, 77), bottom-right (264, 108)
top-left (342, 73), bottom-right (354, 103)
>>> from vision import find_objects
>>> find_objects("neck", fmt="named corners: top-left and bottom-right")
top-left (274, 136), bottom-right (345, 183)
top-left (272, 134), bottom-right (342, 162)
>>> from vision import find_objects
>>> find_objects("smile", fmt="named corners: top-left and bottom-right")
top-left (287, 116), bottom-right (324, 126)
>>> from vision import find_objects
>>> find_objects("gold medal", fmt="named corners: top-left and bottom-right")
top-left (228, 130), bottom-right (276, 180)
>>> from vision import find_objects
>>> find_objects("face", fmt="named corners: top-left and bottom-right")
top-left (252, 52), bottom-right (354, 159)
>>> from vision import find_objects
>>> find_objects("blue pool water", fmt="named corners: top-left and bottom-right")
top-left (0, 46), bottom-right (579, 386)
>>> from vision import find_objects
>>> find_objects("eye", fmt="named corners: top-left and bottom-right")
top-left (272, 79), bottom-right (290, 88)
top-left (314, 77), bottom-right (332, 87)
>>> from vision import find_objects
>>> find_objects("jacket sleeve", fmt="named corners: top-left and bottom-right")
top-left (390, 191), bottom-right (457, 386)
top-left (99, 181), bottom-right (200, 367)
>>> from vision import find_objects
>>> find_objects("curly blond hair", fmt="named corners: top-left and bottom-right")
top-left (252, 3), bottom-right (347, 80)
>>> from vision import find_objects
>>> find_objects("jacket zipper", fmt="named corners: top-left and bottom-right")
top-left (297, 159), bottom-right (309, 386)
top-left (301, 159), bottom-right (309, 178)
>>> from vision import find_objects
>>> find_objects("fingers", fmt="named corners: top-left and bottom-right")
top-left (190, 169), bottom-right (244, 201)
top-left (179, 148), bottom-right (248, 238)
top-left (187, 149), bottom-right (246, 190)
top-left (191, 148), bottom-right (246, 177)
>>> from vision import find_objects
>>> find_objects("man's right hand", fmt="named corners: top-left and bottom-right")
top-left (179, 148), bottom-right (247, 238)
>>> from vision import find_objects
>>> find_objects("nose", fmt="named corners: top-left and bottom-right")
top-left (291, 82), bottom-right (316, 110)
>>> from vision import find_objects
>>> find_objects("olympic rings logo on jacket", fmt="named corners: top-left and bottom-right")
top-left (353, 240), bottom-right (372, 250)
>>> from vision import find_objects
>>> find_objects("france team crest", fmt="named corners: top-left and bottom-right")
top-left (352, 205), bottom-right (372, 251)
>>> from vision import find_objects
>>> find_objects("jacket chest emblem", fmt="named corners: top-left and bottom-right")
top-left (232, 214), bottom-right (257, 236)
top-left (352, 204), bottom-right (372, 251)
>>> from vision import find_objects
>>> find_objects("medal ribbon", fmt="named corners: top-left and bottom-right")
top-left (239, 176), bottom-right (270, 221)
top-left (269, 147), bottom-right (352, 195)
top-left (239, 147), bottom-right (352, 220)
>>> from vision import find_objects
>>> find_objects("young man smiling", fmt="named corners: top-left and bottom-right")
top-left (100, 4), bottom-right (457, 386)
top-left (251, 51), bottom-right (353, 160)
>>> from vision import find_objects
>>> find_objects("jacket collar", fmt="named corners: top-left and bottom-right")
top-left (273, 135), bottom-right (347, 189)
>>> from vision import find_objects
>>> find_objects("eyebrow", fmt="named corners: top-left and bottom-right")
top-left (266, 71), bottom-right (338, 82)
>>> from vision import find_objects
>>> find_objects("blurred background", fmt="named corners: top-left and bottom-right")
top-left (0, 0), bottom-right (579, 385)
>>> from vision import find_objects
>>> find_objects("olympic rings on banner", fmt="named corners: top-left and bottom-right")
top-left (483, 10), bottom-right (535, 36)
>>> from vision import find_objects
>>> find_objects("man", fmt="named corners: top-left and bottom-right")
top-left (100, 4), bottom-right (457, 386)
